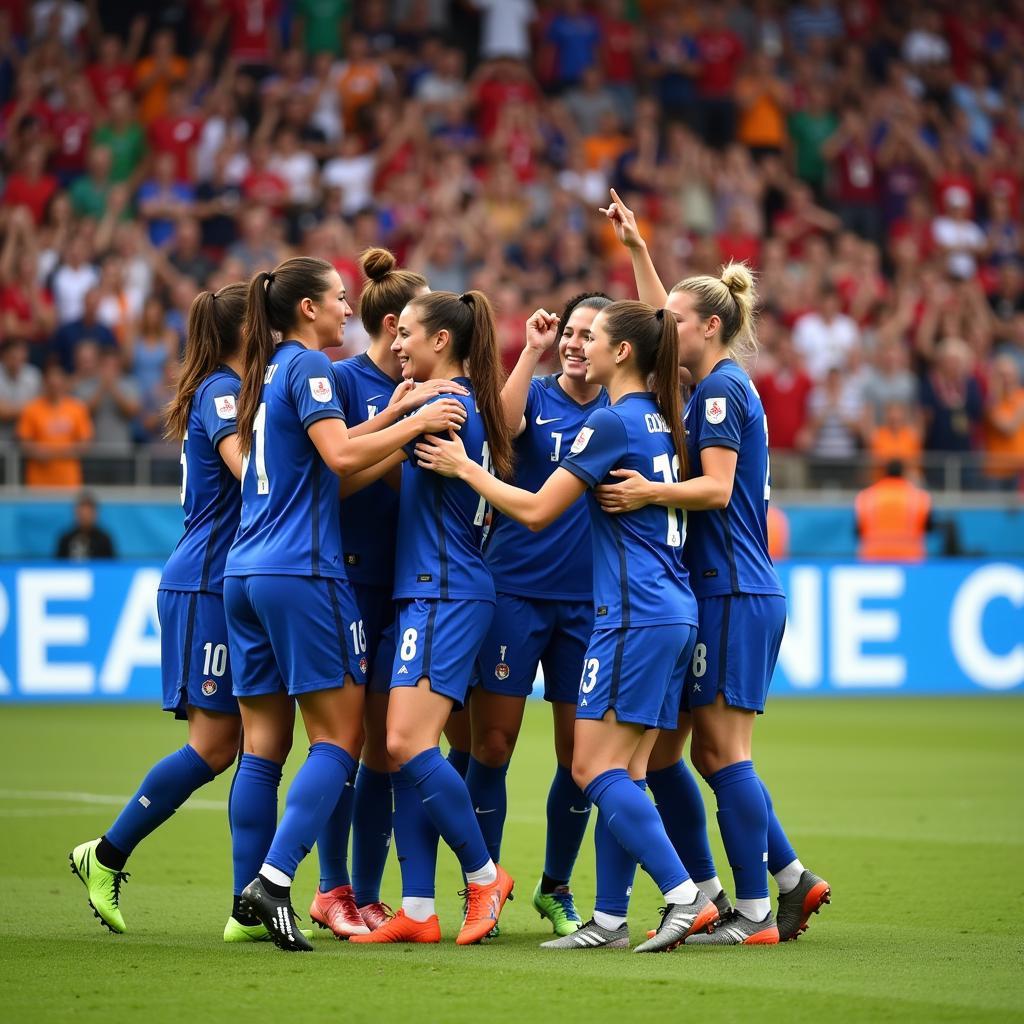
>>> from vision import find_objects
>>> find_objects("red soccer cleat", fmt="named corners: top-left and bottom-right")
top-left (309, 885), bottom-right (370, 939)
top-left (358, 901), bottom-right (395, 932)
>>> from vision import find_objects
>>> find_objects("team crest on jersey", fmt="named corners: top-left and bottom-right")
top-left (570, 427), bottom-right (594, 454)
top-left (201, 679), bottom-right (217, 696)
top-left (495, 663), bottom-right (510, 681)
top-left (705, 397), bottom-right (727, 424)
top-left (359, 656), bottom-right (368, 675)
top-left (309, 377), bottom-right (333, 402)
top-left (214, 394), bottom-right (236, 420)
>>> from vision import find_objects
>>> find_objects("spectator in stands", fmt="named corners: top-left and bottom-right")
top-left (50, 235), bottom-right (100, 326)
top-left (803, 365), bottom-right (863, 464)
top-left (0, 339), bottom-right (41, 441)
top-left (3, 143), bottom-right (59, 225)
top-left (137, 151), bottom-right (195, 248)
top-left (982, 355), bottom-right (1024, 491)
top-left (72, 341), bottom-right (140, 455)
top-left (862, 341), bottom-right (918, 425)
top-left (166, 218), bottom-right (213, 287)
top-left (125, 295), bottom-right (177, 401)
top-left (0, 211), bottom-right (56, 352)
top-left (869, 401), bottom-right (923, 481)
top-left (756, 331), bottom-right (814, 488)
top-left (792, 285), bottom-right (860, 381)
top-left (50, 286), bottom-right (118, 372)
top-left (92, 89), bottom-right (147, 185)
top-left (932, 189), bottom-right (986, 281)
top-left (55, 492), bottom-right (116, 560)
top-left (920, 337), bottom-right (983, 455)
top-left (16, 358), bottom-right (92, 488)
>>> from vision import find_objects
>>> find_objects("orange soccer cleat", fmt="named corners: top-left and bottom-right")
top-left (309, 884), bottom-right (370, 939)
top-left (348, 909), bottom-right (441, 943)
top-left (456, 865), bottom-right (515, 946)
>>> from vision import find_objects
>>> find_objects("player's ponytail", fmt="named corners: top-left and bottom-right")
top-left (408, 289), bottom-right (514, 480)
top-left (601, 300), bottom-right (688, 478)
top-left (670, 260), bottom-right (758, 369)
top-left (461, 289), bottom-right (513, 481)
top-left (165, 282), bottom-right (246, 441)
top-left (237, 256), bottom-right (335, 455)
top-left (358, 247), bottom-right (428, 338)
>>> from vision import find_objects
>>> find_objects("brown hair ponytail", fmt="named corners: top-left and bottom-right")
top-left (236, 256), bottom-right (335, 455)
top-left (600, 300), bottom-right (688, 478)
top-left (165, 282), bottom-right (247, 441)
top-left (407, 289), bottom-right (514, 480)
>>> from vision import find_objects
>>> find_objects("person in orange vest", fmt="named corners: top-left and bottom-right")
top-left (855, 459), bottom-right (933, 562)
top-left (767, 503), bottom-right (789, 562)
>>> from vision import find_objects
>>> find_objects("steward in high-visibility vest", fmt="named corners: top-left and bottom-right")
top-left (855, 460), bottom-right (932, 562)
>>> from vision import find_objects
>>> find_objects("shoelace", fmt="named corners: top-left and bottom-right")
top-left (104, 870), bottom-right (130, 906)
top-left (458, 885), bottom-right (489, 923)
top-left (375, 902), bottom-right (395, 920)
top-left (550, 888), bottom-right (580, 920)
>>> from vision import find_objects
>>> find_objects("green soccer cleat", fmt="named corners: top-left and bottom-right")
top-left (533, 880), bottom-right (583, 936)
top-left (223, 916), bottom-right (314, 943)
top-left (69, 839), bottom-right (128, 934)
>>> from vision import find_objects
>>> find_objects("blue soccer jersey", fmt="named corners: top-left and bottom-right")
top-left (225, 341), bottom-right (347, 579)
top-left (393, 378), bottom-right (495, 603)
top-left (485, 374), bottom-right (607, 600)
top-left (161, 367), bottom-right (242, 594)
top-left (561, 393), bottom-right (698, 629)
top-left (684, 359), bottom-right (784, 599)
top-left (332, 353), bottom-right (401, 588)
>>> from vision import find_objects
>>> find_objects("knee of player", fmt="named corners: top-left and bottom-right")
top-left (569, 755), bottom-right (597, 793)
top-left (689, 739), bottom-right (710, 779)
top-left (385, 727), bottom-right (417, 766)
top-left (472, 727), bottom-right (515, 767)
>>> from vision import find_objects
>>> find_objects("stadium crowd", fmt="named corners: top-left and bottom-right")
top-left (1, 0), bottom-right (1023, 489)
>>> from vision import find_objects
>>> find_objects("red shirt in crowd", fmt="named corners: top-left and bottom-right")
top-left (695, 28), bottom-right (743, 97)
top-left (86, 63), bottom-right (135, 108)
top-left (934, 172), bottom-right (976, 213)
top-left (227, 0), bottom-right (279, 65)
top-left (834, 144), bottom-right (878, 204)
top-left (757, 366), bottom-right (814, 451)
top-left (241, 168), bottom-right (288, 209)
top-left (600, 15), bottom-right (635, 83)
top-left (717, 230), bottom-right (760, 268)
top-left (50, 109), bottom-right (93, 177)
top-left (2, 173), bottom-right (59, 223)
top-left (475, 78), bottom-right (540, 138)
top-left (149, 113), bottom-right (203, 181)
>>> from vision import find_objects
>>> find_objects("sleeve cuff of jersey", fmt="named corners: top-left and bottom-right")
top-left (301, 409), bottom-right (345, 430)
top-left (210, 424), bottom-right (238, 446)
top-left (561, 461), bottom-right (598, 489)
top-left (698, 436), bottom-right (740, 452)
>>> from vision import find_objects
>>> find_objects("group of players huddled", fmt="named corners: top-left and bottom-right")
top-left (70, 190), bottom-right (830, 953)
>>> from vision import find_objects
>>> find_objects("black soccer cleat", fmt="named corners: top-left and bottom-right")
top-left (239, 877), bottom-right (314, 952)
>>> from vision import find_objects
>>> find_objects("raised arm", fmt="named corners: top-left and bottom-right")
top-left (414, 429), bottom-right (586, 531)
top-left (500, 309), bottom-right (560, 436)
top-left (600, 188), bottom-right (668, 307)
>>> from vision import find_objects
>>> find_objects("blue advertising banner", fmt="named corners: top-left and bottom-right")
top-left (0, 561), bottom-right (1021, 702)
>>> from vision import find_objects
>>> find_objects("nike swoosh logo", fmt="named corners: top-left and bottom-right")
top-left (535, 415), bottom-right (561, 425)
top-left (569, 806), bottom-right (591, 814)
top-left (475, 807), bottom-right (497, 814)
top-left (366, 395), bottom-right (384, 403)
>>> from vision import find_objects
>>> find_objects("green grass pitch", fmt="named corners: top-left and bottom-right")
top-left (1, 697), bottom-right (1021, 1023)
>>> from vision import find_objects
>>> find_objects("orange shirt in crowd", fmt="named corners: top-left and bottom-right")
top-left (134, 55), bottom-right (189, 123)
top-left (983, 391), bottom-right (1024, 480)
top-left (16, 395), bottom-right (93, 487)
top-left (855, 476), bottom-right (931, 562)
top-left (767, 504), bottom-right (789, 562)
top-left (583, 133), bottom-right (630, 171)
top-left (869, 424), bottom-right (922, 478)
top-left (736, 79), bottom-right (786, 150)
top-left (338, 61), bottom-right (388, 133)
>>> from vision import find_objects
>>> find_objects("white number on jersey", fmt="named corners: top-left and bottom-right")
top-left (179, 429), bottom-right (188, 506)
top-left (241, 402), bottom-right (270, 495)
top-left (652, 453), bottom-right (686, 547)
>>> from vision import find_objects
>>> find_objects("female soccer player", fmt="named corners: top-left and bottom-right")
top-left (225, 257), bottom-right (466, 952)
top-left (309, 248), bottom-right (431, 938)
top-left (415, 300), bottom-right (722, 952)
top-left (467, 292), bottom-right (611, 937)
top-left (349, 290), bottom-right (516, 947)
top-left (598, 189), bottom-right (831, 944)
top-left (69, 283), bottom-right (263, 939)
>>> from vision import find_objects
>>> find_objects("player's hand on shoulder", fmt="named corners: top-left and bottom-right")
top-left (595, 468), bottom-right (652, 513)
top-left (415, 428), bottom-right (469, 478)
top-left (416, 397), bottom-right (468, 435)
top-left (390, 378), bottom-right (470, 415)
top-left (599, 188), bottom-right (645, 250)
top-left (525, 309), bottom-right (560, 354)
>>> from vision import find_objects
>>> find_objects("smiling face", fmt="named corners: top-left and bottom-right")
top-left (559, 304), bottom-right (600, 382)
top-left (310, 269), bottom-right (352, 349)
top-left (582, 310), bottom-right (620, 387)
top-left (393, 302), bottom-right (447, 381)
top-left (666, 288), bottom-right (712, 369)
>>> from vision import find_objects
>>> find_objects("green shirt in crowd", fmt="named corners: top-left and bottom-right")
top-left (92, 122), bottom-right (147, 183)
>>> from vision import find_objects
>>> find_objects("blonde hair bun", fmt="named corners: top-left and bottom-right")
top-left (720, 260), bottom-right (754, 298)
top-left (360, 247), bottom-right (398, 282)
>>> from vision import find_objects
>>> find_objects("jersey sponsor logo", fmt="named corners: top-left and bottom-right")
top-left (596, 605), bottom-right (608, 616)
top-left (201, 679), bottom-right (218, 696)
top-left (535, 414), bottom-right (561, 426)
top-left (705, 397), bottom-right (727, 424)
top-left (214, 394), bottom-right (237, 420)
top-left (309, 377), bottom-right (333, 402)
top-left (358, 656), bottom-right (368, 675)
top-left (417, 573), bottom-right (432, 583)
top-left (570, 427), bottom-right (594, 454)
top-left (397, 664), bottom-right (409, 675)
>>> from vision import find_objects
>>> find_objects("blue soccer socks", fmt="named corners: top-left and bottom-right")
top-left (391, 769), bottom-right (439, 898)
top-left (229, 753), bottom-right (283, 896)
top-left (707, 760), bottom-right (769, 901)
top-left (316, 775), bottom-right (354, 893)
top-left (352, 764), bottom-right (393, 906)
top-left (543, 763), bottom-right (591, 885)
top-left (648, 759), bottom-right (718, 884)
top-left (465, 757), bottom-right (509, 864)
top-left (594, 778), bottom-right (645, 920)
